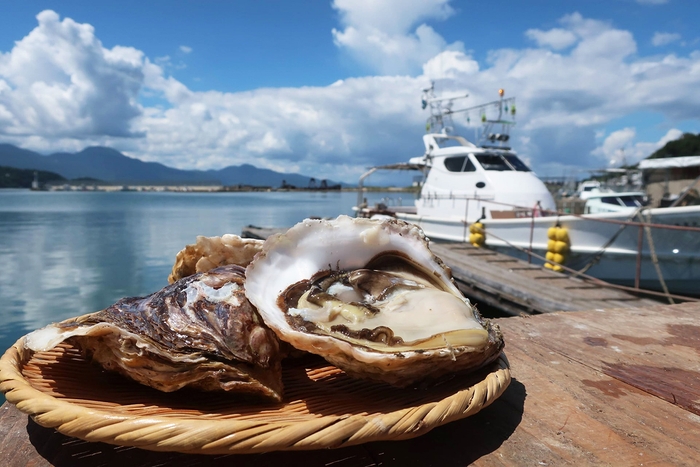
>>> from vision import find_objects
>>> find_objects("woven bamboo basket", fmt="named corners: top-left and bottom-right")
top-left (0, 335), bottom-right (510, 455)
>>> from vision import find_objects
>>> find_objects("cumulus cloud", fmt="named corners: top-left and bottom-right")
top-left (592, 128), bottom-right (683, 166)
top-left (525, 28), bottom-right (577, 50)
top-left (1, 8), bottom-right (700, 184)
top-left (179, 45), bottom-right (192, 54)
top-left (652, 32), bottom-right (681, 46)
top-left (0, 10), bottom-right (143, 138)
top-left (331, 0), bottom-right (464, 75)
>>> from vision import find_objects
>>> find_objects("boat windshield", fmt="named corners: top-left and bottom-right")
top-left (601, 195), bottom-right (646, 207)
top-left (503, 154), bottom-right (531, 172)
top-left (444, 156), bottom-right (477, 172)
top-left (474, 153), bottom-right (531, 172)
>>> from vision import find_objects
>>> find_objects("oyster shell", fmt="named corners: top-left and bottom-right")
top-left (168, 234), bottom-right (263, 283)
top-left (25, 265), bottom-right (284, 401)
top-left (245, 215), bottom-right (504, 387)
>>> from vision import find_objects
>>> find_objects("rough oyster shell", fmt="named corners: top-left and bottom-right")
top-left (245, 215), bottom-right (504, 387)
top-left (25, 264), bottom-right (284, 402)
top-left (168, 234), bottom-right (263, 283)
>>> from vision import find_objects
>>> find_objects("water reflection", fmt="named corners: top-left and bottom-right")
top-left (0, 189), bottom-right (408, 403)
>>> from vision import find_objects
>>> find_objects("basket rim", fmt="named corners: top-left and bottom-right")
top-left (0, 334), bottom-right (511, 455)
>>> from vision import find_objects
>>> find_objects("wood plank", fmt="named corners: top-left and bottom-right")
top-left (430, 243), bottom-right (662, 315)
top-left (3, 303), bottom-right (700, 465)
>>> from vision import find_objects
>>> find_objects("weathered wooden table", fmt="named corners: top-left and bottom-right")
top-left (2, 302), bottom-right (699, 466)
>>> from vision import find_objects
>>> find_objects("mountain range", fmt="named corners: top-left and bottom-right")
top-left (0, 143), bottom-right (339, 187)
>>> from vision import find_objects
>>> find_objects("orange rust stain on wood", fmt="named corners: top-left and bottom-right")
top-left (610, 334), bottom-right (659, 346)
top-left (603, 363), bottom-right (700, 415)
top-left (664, 324), bottom-right (700, 354)
top-left (583, 337), bottom-right (608, 347)
top-left (580, 379), bottom-right (628, 399)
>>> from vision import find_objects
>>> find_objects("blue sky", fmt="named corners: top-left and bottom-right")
top-left (1, 0), bottom-right (699, 183)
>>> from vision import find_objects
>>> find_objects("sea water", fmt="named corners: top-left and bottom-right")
top-left (0, 188), bottom-right (408, 405)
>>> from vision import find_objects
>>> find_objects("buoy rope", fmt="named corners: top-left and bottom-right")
top-left (639, 210), bottom-right (674, 304)
top-left (572, 207), bottom-right (643, 275)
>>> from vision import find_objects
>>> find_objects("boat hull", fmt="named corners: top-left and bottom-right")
top-left (395, 206), bottom-right (700, 297)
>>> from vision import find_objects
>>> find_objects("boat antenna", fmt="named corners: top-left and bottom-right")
top-left (450, 88), bottom-right (517, 149)
top-left (422, 82), bottom-right (469, 134)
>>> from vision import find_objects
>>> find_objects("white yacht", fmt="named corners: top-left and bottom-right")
top-left (355, 86), bottom-right (700, 297)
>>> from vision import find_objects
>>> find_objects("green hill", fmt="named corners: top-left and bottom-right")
top-left (0, 166), bottom-right (65, 188)
top-left (648, 132), bottom-right (700, 159)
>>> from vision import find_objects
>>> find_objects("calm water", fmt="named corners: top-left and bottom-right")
top-left (0, 189), bottom-right (407, 404)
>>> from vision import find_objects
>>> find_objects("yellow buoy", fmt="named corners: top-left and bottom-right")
top-left (469, 222), bottom-right (484, 234)
top-left (544, 224), bottom-right (571, 272)
top-left (555, 227), bottom-right (569, 243)
top-left (553, 240), bottom-right (569, 254)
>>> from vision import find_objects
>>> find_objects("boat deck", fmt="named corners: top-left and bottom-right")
top-left (241, 226), bottom-right (666, 316)
top-left (3, 301), bottom-right (700, 466)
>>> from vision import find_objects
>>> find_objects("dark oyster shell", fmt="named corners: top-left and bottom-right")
top-left (26, 265), bottom-right (284, 402)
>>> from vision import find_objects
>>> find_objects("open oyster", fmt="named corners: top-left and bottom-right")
top-left (245, 215), bottom-right (504, 387)
top-left (25, 265), bottom-right (284, 402)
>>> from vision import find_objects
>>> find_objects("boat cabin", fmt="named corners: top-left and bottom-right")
top-left (410, 133), bottom-right (556, 222)
top-left (583, 192), bottom-right (648, 214)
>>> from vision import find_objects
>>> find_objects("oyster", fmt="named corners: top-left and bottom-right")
top-left (168, 234), bottom-right (263, 283)
top-left (245, 215), bottom-right (504, 387)
top-left (25, 265), bottom-right (284, 402)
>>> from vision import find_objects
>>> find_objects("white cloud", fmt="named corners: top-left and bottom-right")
top-left (1, 9), bottom-right (700, 184)
top-left (422, 50), bottom-right (479, 80)
top-left (636, 0), bottom-right (669, 4)
top-left (652, 32), bottom-right (681, 46)
top-left (591, 128), bottom-right (684, 166)
top-left (331, 0), bottom-right (463, 75)
top-left (179, 45), bottom-right (192, 54)
top-left (0, 10), bottom-right (143, 138)
top-left (525, 28), bottom-right (577, 50)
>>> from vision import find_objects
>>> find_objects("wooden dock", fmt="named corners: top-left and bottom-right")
top-left (241, 226), bottom-right (665, 316)
top-left (3, 301), bottom-right (700, 466)
top-left (429, 242), bottom-right (663, 315)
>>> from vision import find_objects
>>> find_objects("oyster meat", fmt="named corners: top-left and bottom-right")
top-left (25, 264), bottom-right (284, 402)
top-left (245, 215), bottom-right (504, 387)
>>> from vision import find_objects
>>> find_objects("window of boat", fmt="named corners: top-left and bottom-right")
top-left (601, 196), bottom-right (623, 206)
top-left (474, 154), bottom-right (512, 171)
top-left (444, 156), bottom-right (467, 172)
top-left (503, 154), bottom-right (531, 172)
top-left (620, 195), bottom-right (645, 207)
top-left (444, 156), bottom-right (477, 172)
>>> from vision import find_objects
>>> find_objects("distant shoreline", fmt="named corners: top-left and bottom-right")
top-left (10, 185), bottom-right (418, 193)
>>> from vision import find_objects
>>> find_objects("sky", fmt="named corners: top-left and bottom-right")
top-left (1, 0), bottom-right (699, 184)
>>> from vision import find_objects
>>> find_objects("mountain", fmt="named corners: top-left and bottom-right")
top-left (0, 143), bottom-right (334, 187)
top-left (0, 166), bottom-right (65, 188)
top-left (648, 133), bottom-right (700, 159)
